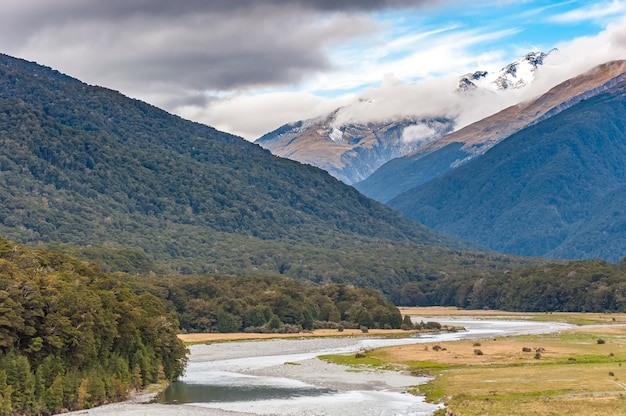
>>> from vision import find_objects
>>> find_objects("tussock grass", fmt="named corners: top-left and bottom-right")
top-left (364, 316), bottom-right (626, 415)
top-left (318, 353), bottom-right (390, 369)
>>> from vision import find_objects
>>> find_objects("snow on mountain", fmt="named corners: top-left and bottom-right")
top-left (459, 50), bottom-right (557, 93)
top-left (356, 60), bottom-right (626, 204)
top-left (257, 51), bottom-right (557, 184)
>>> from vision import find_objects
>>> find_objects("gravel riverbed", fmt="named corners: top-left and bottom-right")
top-left (61, 336), bottom-right (437, 416)
top-left (60, 319), bottom-right (573, 416)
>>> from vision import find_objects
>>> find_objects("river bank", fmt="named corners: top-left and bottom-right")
top-left (60, 313), bottom-right (576, 416)
top-left (367, 310), bottom-right (626, 415)
top-left (63, 336), bottom-right (442, 416)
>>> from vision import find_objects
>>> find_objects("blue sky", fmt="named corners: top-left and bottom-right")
top-left (307, 0), bottom-right (626, 98)
top-left (1, 0), bottom-right (625, 139)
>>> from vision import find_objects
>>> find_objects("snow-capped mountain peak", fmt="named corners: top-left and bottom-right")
top-left (257, 50), bottom-right (561, 185)
top-left (458, 49), bottom-right (557, 92)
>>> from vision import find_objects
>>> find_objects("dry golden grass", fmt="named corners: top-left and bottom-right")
top-left (443, 394), bottom-right (626, 416)
top-left (373, 329), bottom-right (626, 366)
top-left (366, 326), bottom-right (626, 416)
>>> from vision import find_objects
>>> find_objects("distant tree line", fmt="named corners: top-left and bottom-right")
top-left (390, 259), bottom-right (626, 312)
top-left (125, 274), bottom-right (404, 334)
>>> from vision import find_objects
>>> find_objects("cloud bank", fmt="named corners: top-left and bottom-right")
top-left (1, 1), bottom-right (626, 140)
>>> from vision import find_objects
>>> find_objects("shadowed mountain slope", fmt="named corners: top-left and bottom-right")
top-left (357, 61), bottom-right (626, 202)
top-left (389, 78), bottom-right (626, 261)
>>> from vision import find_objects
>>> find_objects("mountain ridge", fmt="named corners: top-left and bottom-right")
top-left (0, 52), bottom-right (447, 247)
top-left (256, 51), bottom-right (554, 185)
top-left (388, 76), bottom-right (626, 261)
top-left (357, 60), bottom-right (626, 202)
top-left (0, 51), bottom-right (542, 290)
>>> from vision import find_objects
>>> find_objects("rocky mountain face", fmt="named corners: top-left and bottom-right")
top-left (357, 60), bottom-right (626, 203)
top-left (257, 111), bottom-right (454, 184)
top-left (256, 52), bottom-right (553, 185)
top-left (387, 70), bottom-right (626, 262)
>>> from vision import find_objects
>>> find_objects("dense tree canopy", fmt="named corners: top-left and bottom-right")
top-left (391, 258), bottom-right (626, 313)
top-left (0, 53), bottom-right (540, 295)
top-left (0, 52), bottom-right (464, 276)
top-left (0, 238), bottom-right (187, 415)
top-left (125, 274), bottom-right (404, 334)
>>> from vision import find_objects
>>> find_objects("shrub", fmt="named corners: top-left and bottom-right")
top-left (425, 321), bottom-right (442, 330)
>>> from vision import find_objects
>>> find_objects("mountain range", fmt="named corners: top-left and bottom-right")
top-left (387, 61), bottom-right (626, 262)
top-left (357, 60), bottom-right (626, 203)
top-left (0, 52), bottom-right (533, 294)
top-left (256, 51), bottom-right (554, 185)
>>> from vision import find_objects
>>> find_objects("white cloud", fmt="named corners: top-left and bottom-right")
top-left (3, 0), bottom-right (626, 142)
top-left (194, 23), bottom-right (523, 140)
top-left (401, 124), bottom-right (438, 144)
top-left (176, 92), bottom-right (350, 140)
top-left (550, 0), bottom-right (626, 23)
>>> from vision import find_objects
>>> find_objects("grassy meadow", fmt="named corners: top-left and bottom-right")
top-left (328, 308), bottom-right (626, 415)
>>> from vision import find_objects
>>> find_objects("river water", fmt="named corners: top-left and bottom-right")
top-left (158, 317), bottom-right (573, 416)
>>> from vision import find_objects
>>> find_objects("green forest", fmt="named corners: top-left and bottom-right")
top-left (0, 237), bottom-right (410, 415)
top-left (0, 238), bottom-right (187, 415)
top-left (390, 258), bottom-right (626, 312)
top-left (0, 52), bottom-right (543, 289)
top-left (124, 274), bottom-right (404, 334)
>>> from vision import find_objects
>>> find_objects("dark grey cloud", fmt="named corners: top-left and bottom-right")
top-left (107, 0), bottom-right (442, 15)
top-left (0, 0), bottom-right (449, 90)
top-left (8, 0), bottom-right (445, 18)
top-left (0, 0), bottom-right (452, 139)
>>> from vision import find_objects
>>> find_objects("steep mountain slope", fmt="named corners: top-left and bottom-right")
top-left (388, 77), bottom-right (626, 261)
top-left (357, 60), bottom-right (626, 202)
top-left (0, 53), bottom-right (450, 247)
top-left (0, 52), bottom-right (538, 286)
top-left (257, 52), bottom-right (552, 185)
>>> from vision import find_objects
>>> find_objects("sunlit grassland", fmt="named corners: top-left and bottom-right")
top-left (321, 311), bottom-right (626, 415)
top-left (392, 330), bottom-right (626, 415)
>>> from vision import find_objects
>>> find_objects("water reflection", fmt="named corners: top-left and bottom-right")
top-left (160, 380), bottom-right (334, 403)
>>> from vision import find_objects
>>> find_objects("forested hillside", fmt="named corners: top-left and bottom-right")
top-left (125, 274), bottom-right (405, 333)
top-left (0, 238), bottom-right (187, 415)
top-left (389, 79), bottom-right (626, 261)
top-left (0, 53), bottom-right (445, 248)
top-left (0, 52), bottom-right (539, 284)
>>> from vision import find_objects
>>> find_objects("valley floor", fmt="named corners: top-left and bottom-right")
top-left (60, 308), bottom-right (626, 416)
